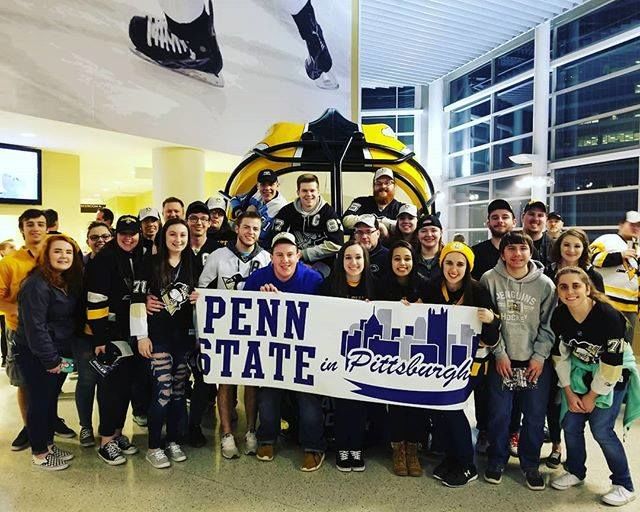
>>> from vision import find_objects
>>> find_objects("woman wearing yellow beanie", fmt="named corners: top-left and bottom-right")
top-left (422, 241), bottom-right (501, 487)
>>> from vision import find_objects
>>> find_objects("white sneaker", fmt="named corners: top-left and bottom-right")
top-left (166, 442), bottom-right (187, 462)
top-left (244, 431), bottom-right (258, 456)
top-left (601, 485), bottom-right (636, 506)
top-left (146, 448), bottom-right (170, 469)
top-left (221, 433), bottom-right (240, 459)
top-left (551, 472), bottom-right (584, 490)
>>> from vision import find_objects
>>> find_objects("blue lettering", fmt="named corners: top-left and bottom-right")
top-left (284, 300), bottom-right (308, 340)
top-left (230, 297), bottom-right (252, 335)
top-left (256, 298), bottom-right (280, 337)
top-left (198, 338), bottom-right (212, 375)
top-left (203, 296), bottom-right (225, 334)
top-left (215, 339), bottom-right (240, 377)
top-left (241, 341), bottom-right (265, 379)
top-left (268, 342), bottom-right (291, 382)
top-left (294, 345), bottom-right (315, 385)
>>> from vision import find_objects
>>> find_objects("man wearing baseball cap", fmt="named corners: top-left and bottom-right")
top-left (138, 207), bottom-right (162, 247)
top-left (590, 211), bottom-right (640, 338)
top-left (546, 212), bottom-right (564, 244)
top-left (471, 199), bottom-right (517, 281)
top-left (229, 169), bottom-right (288, 249)
top-left (353, 214), bottom-right (389, 278)
top-left (205, 195), bottom-right (234, 246)
top-left (243, 231), bottom-right (326, 472)
top-left (522, 200), bottom-right (551, 266)
top-left (342, 167), bottom-right (403, 237)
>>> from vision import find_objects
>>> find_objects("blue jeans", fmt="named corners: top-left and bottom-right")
top-left (487, 360), bottom-right (552, 470)
top-left (257, 388), bottom-right (326, 452)
top-left (563, 385), bottom-right (634, 492)
top-left (72, 338), bottom-right (99, 429)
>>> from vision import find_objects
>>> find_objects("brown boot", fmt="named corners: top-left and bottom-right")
top-left (406, 442), bottom-right (422, 477)
top-left (391, 441), bottom-right (408, 476)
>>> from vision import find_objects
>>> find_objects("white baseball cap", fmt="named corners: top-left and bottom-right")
top-left (625, 211), bottom-right (640, 223)
top-left (206, 196), bottom-right (226, 212)
top-left (373, 168), bottom-right (394, 182)
top-left (354, 214), bottom-right (378, 229)
top-left (397, 204), bottom-right (418, 218)
top-left (271, 232), bottom-right (297, 248)
top-left (138, 207), bottom-right (160, 221)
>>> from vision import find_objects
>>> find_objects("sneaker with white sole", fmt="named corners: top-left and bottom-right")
top-left (98, 441), bottom-right (126, 466)
top-left (116, 435), bottom-right (138, 455)
top-left (166, 442), bottom-right (187, 462)
top-left (49, 444), bottom-right (74, 461)
top-left (551, 472), bottom-right (584, 490)
top-left (32, 453), bottom-right (69, 471)
top-left (221, 433), bottom-right (240, 459)
top-left (244, 431), bottom-right (258, 455)
top-left (146, 448), bottom-right (171, 469)
top-left (335, 450), bottom-right (351, 472)
top-left (601, 485), bottom-right (636, 506)
top-left (79, 427), bottom-right (95, 448)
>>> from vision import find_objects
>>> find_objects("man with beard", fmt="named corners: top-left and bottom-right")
top-left (353, 215), bottom-right (388, 278)
top-left (343, 168), bottom-right (403, 238)
top-left (471, 199), bottom-right (517, 281)
top-left (522, 200), bottom-right (551, 266)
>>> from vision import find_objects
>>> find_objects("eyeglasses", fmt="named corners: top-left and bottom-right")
top-left (355, 229), bottom-right (378, 237)
top-left (88, 234), bottom-right (112, 242)
top-left (188, 216), bottom-right (210, 224)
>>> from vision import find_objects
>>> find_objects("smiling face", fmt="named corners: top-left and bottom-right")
top-left (235, 217), bottom-right (261, 251)
top-left (116, 232), bottom-right (139, 252)
top-left (501, 243), bottom-right (531, 275)
top-left (373, 176), bottom-right (395, 204)
top-left (165, 223), bottom-right (189, 255)
top-left (343, 244), bottom-right (365, 280)
top-left (418, 226), bottom-right (441, 252)
top-left (354, 225), bottom-right (379, 250)
top-left (488, 209), bottom-right (515, 238)
top-left (297, 181), bottom-right (320, 211)
top-left (557, 272), bottom-right (591, 310)
top-left (163, 201), bottom-right (184, 222)
top-left (272, 242), bottom-right (300, 282)
top-left (397, 214), bottom-right (417, 235)
top-left (87, 225), bottom-right (112, 254)
top-left (20, 215), bottom-right (47, 246)
top-left (559, 235), bottom-right (584, 267)
top-left (442, 252), bottom-right (467, 289)
top-left (391, 246), bottom-right (413, 278)
top-left (188, 212), bottom-right (211, 236)
top-left (522, 208), bottom-right (546, 237)
top-left (49, 240), bottom-right (74, 272)
top-left (259, 180), bottom-right (278, 203)
top-left (142, 218), bottom-right (160, 240)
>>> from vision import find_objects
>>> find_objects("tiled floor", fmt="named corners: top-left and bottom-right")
top-left (0, 372), bottom-right (638, 511)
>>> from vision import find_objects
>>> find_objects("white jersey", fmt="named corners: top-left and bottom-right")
top-left (198, 244), bottom-right (271, 290)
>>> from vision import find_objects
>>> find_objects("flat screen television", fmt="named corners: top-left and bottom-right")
top-left (0, 143), bottom-right (42, 204)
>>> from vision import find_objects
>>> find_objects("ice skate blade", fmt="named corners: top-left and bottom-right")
top-left (314, 71), bottom-right (339, 90)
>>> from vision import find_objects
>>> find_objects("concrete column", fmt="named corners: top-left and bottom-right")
top-left (152, 147), bottom-right (205, 209)
top-left (427, 79), bottom-right (446, 223)
top-left (531, 21), bottom-right (551, 201)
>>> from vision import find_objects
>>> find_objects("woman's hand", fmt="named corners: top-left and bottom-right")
top-left (146, 294), bottom-right (164, 315)
top-left (138, 337), bottom-right (153, 359)
top-left (564, 387), bottom-right (585, 413)
top-left (477, 308), bottom-right (495, 324)
top-left (581, 391), bottom-right (598, 413)
top-left (94, 345), bottom-right (106, 356)
top-left (189, 290), bottom-right (200, 304)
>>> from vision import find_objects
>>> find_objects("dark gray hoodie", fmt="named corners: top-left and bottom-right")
top-left (480, 259), bottom-right (556, 363)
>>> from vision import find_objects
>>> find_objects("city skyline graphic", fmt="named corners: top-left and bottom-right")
top-left (340, 306), bottom-right (480, 368)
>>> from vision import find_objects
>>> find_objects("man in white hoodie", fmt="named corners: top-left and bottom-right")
top-left (480, 231), bottom-right (556, 491)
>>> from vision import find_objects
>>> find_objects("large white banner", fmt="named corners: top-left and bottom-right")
top-left (196, 289), bottom-right (483, 410)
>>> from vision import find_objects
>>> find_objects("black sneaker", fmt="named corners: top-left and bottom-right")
top-left (187, 425), bottom-right (207, 448)
top-left (484, 466), bottom-right (504, 484)
top-left (546, 450), bottom-right (562, 469)
top-left (350, 450), bottom-right (365, 472)
top-left (442, 464), bottom-right (478, 488)
top-left (79, 427), bottom-right (95, 448)
top-left (433, 457), bottom-right (455, 481)
top-left (54, 418), bottom-right (77, 438)
top-left (11, 427), bottom-right (30, 451)
top-left (115, 435), bottom-right (138, 455)
top-left (98, 441), bottom-right (126, 466)
top-left (524, 468), bottom-right (546, 491)
top-left (336, 450), bottom-right (351, 472)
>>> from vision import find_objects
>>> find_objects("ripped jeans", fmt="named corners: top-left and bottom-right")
top-left (148, 351), bottom-right (191, 449)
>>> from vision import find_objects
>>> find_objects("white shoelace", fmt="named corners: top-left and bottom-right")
top-left (104, 442), bottom-right (121, 458)
top-left (146, 16), bottom-right (189, 55)
top-left (338, 450), bottom-right (349, 461)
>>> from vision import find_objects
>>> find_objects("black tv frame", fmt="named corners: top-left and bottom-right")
top-left (0, 142), bottom-right (42, 205)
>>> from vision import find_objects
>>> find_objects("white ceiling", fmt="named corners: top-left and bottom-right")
top-left (360, 0), bottom-right (588, 86)
top-left (0, 111), bottom-right (242, 203)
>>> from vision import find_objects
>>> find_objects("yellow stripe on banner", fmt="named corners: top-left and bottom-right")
top-left (87, 307), bottom-right (109, 320)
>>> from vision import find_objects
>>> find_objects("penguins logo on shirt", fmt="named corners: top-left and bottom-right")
top-left (222, 274), bottom-right (246, 290)
top-left (161, 282), bottom-right (191, 315)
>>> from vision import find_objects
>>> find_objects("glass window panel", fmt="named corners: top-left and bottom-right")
top-left (555, 70), bottom-right (640, 125)
top-left (449, 203), bottom-right (490, 229)
top-left (494, 175), bottom-right (532, 197)
top-left (582, 229), bottom-right (614, 243)
top-left (492, 137), bottom-right (533, 170)
top-left (397, 135), bottom-right (414, 150)
top-left (449, 63), bottom-right (492, 104)
top-left (449, 122), bottom-right (491, 153)
top-left (450, 182), bottom-right (490, 203)
top-left (554, 110), bottom-right (640, 159)
top-left (361, 87), bottom-right (397, 110)
top-left (495, 80), bottom-right (534, 111)
top-left (398, 87), bottom-right (416, 108)
top-left (554, 158), bottom-right (639, 193)
top-left (554, 0), bottom-right (640, 59)
top-left (362, 115), bottom-right (397, 132)
top-left (452, 230), bottom-right (489, 246)
top-left (449, 148), bottom-right (490, 179)
top-left (495, 40), bottom-right (535, 84)
top-left (554, 190), bottom-right (638, 226)
top-left (494, 106), bottom-right (534, 141)
top-left (449, 99), bottom-right (491, 129)
top-left (397, 115), bottom-right (415, 133)
top-left (556, 37), bottom-right (640, 91)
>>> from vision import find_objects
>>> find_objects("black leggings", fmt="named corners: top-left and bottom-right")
top-left (97, 357), bottom-right (134, 438)
top-left (389, 405), bottom-right (425, 443)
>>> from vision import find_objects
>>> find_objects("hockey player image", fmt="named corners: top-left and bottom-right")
top-left (128, 0), bottom-right (338, 89)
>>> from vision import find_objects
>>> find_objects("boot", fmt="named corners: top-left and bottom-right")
top-left (391, 441), bottom-right (408, 476)
top-left (406, 442), bottom-right (422, 477)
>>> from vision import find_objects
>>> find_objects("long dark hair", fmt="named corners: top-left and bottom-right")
top-left (550, 228), bottom-right (591, 269)
top-left (387, 240), bottom-right (417, 282)
top-left (555, 266), bottom-right (612, 306)
top-left (326, 240), bottom-right (375, 298)
top-left (151, 218), bottom-right (194, 292)
top-left (32, 234), bottom-right (84, 296)
top-left (439, 249), bottom-right (475, 305)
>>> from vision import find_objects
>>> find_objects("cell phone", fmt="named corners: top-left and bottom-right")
top-left (60, 357), bottom-right (75, 373)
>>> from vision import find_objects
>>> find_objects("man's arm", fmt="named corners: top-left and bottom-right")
top-left (302, 211), bottom-right (344, 263)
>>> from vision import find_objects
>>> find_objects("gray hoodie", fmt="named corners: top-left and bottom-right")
top-left (480, 259), bottom-right (556, 363)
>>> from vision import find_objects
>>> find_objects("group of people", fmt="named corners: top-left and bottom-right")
top-left (1, 167), bottom-right (638, 507)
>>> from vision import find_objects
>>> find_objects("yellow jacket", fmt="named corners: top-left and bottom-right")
top-left (0, 247), bottom-right (37, 330)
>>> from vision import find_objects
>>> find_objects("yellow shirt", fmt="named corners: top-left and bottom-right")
top-left (0, 247), bottom-right (37, 330)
